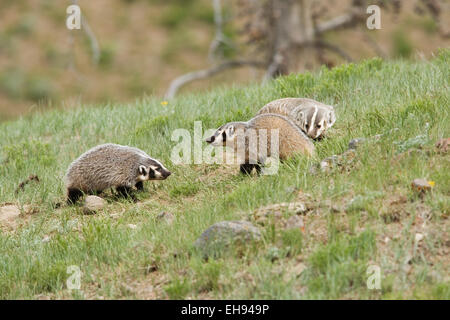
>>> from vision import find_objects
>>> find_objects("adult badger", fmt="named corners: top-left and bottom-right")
top-left (65, 143), bottom-right (171, 203)
top-left (256, 97), bottom-right (336, 140)
top-left (205, 113), bottom-right (314, 174)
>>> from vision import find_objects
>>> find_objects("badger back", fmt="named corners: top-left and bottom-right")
top-left (256, 98), bottom-right (307, 117)
top-left (65, 144), bottom-right (143, 191)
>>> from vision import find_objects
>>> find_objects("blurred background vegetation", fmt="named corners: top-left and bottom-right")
top-left (0, 0), bottom-right (448, 120)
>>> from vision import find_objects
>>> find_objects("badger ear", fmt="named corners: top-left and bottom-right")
top-left (227, 125), bottom-right (235, 136)
top-left (138, 165), bottom-right (147, 176)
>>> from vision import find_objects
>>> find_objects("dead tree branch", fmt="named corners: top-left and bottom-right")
top-left (315, 9), bottom-right (365, 35)
top-left (81, 16), bottom-right (100, 65)
top-left (168, 0), bottom-right (446, 97)
top-left (311, 40), bottom-right (353, 62)
top-left (71, 0), bottom-right (100, 65)
top-left (361, 31), bottom-right (388, 59)
top-left (209, 0), bottom-right (234, 61)
top-left (165, 60), bottom-right (266, 99)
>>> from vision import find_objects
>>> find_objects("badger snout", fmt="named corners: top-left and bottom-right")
top-left (149, 166), bottom-right (172, 180)
top-left (162, 170), bottom-right (171, 178)
top-left (156, 169), bottom-right (171, 180)
top-left (205, 135), bottom-right (215, 144)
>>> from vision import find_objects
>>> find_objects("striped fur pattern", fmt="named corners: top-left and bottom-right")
top-left (293, 104), bottom-right (336, 139)
top-left (205, 113), bottom-right (315, 173)
top-left (65, 143), bottom-right (171, 203)
top-left (257, 97), bottom-right (336, 139)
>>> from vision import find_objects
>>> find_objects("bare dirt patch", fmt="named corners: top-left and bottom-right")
top-left (0, 203), bottom-right (37, 231)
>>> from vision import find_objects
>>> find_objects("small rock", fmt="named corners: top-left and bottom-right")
top-left (411, 179), bottom-right (434, 194)
top-left (82, 196), bottom-right (105, 214)
top-left (435, 138), bottom-right (449, 153)
top-left (42, 235), bottom-right (51, 243)
top-left (320, 155), bottom-right (339, 172)
top-left (127, 224), bottom-right (137, 229)
top-left (348, 137), bottom-right (367, 150)
top-left (384, 237), bottom-right (390, 244)
top-left (156, 211), bottom-right (175, 224)
top-left (194, 221), bottom-right (261, 257)
top-left (330, 204), bottom-right (342, 213)
top-left (415, 233), bottom-right (424, 242)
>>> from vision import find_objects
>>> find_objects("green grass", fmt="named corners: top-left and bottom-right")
top-left (0, 50), bottom-right (449, 299)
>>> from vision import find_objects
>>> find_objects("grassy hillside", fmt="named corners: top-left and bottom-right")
top-left (0, 51), bottom-right (449, 299)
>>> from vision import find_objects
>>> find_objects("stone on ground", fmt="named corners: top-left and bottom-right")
top-left (83, 196), bottom-right (106, 214)
top-left (194, 220), bottom-right (261, 257)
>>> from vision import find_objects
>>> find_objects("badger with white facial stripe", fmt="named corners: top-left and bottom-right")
top-left (292, 104), bottom-right (336, 140)
top-left (65, 143), bottom-right (171, 203)
top-left (256, 98), bottom-right (336, 140)
top-left (205, 113), bottom-right (314, 175)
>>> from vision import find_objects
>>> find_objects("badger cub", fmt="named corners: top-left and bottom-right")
top-left (205, 113), bottom-right (314, 174)
top-left (257, 97), bottom-right (336, 140)
top-left (65, 143), bottom-right (171, 204)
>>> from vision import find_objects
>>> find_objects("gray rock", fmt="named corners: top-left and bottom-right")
top-left (320, 155), bottom-right (339, 172)
top-left (348, 137), bottom-right (367, 150)
top-left (194, 221), bottom-right (261, 257)
top-left (83, 195), bottom-right (105, 214)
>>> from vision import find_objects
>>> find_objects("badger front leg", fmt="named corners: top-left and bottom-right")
top-left (240, 163), bottom-right (254, 175)
top-left (116, 186), bottom-right (137, 201)
top-left (67, 188), bottom-right (83, 205)
top-left (135, 181), bottom-right (144, 191)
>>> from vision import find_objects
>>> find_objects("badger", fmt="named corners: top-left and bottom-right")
top-left (64, 143), bottom-right (171, 204)
top-left (256, 97), bottom-right (336, 140)
top-left (293, 104), bottom-right (336, 140)
top-left (205, 113), bottom-right (314, 174)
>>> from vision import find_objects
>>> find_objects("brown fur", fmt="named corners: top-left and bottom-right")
top-left (257, 98), bottom-right (335, 139)
top-left (256, 98), bottom-right (320, 117)
top-left (247, 113), bottom-right (314, 160)
top-left (206, 113), bottom-right (314, 168)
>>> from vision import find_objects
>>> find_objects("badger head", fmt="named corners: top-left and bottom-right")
top-left (297, 107), bottom-right (333, 140)
top-left (138, 158), bottom-right (171, 181)
top-left (205, 122), bottom-right (246, 147)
